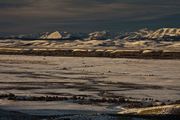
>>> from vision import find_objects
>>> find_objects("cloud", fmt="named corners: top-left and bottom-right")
top-left (0, 0), bottom-right (134, 18)
top-left (0, 0), bottom-right (180, 33)
top-left (1, 0), bottom-right (179, 19)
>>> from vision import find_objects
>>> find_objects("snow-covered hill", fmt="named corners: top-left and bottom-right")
top-left (121, 28), bottom-right (180, 41)
top-left (122, 28), bottom-right (153, 40)
top-left (147, 28), bottom-right (180, 40)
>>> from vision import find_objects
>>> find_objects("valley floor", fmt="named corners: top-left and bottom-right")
top-left (0, 55), bottom-right (179, 119)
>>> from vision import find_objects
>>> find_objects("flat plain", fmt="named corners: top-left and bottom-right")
top-left (0, 55), bottom-right (179, 116)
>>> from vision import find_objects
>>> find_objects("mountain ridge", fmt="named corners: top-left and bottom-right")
top-left (0, 28), bottom-right (179, 41)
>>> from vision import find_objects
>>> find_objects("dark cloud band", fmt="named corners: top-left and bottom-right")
top-left (0, 0), bottom-right (179, 34)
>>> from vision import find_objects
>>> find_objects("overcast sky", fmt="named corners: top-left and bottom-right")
top-left (0, 0), bottom-right (180, 34)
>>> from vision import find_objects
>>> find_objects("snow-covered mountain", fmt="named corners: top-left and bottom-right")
top-left (14, 31), bottom-right (73, 40)
top-left (40, 31), bottom-right (63, 39)
top-left (15, 31), bottom-right (88, 40)
top-left (0, 28), bottom-right (179, 41)
top-left (120, 28), bottom-right (180, 41)
top-left (122, 28), bottom-right (153, 40)
top-left (146, 28), bottom-right (180, 40)
top-left (88, 31), bottom-right (111, 40)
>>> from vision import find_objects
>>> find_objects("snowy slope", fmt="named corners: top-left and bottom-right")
top-left (147, 28), bottom-right (180, 40)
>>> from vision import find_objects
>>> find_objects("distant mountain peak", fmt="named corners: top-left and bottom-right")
top-left (88, 31), bottom-right (111, 40)
top-left (40, 31), bottom-right (62, 39)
